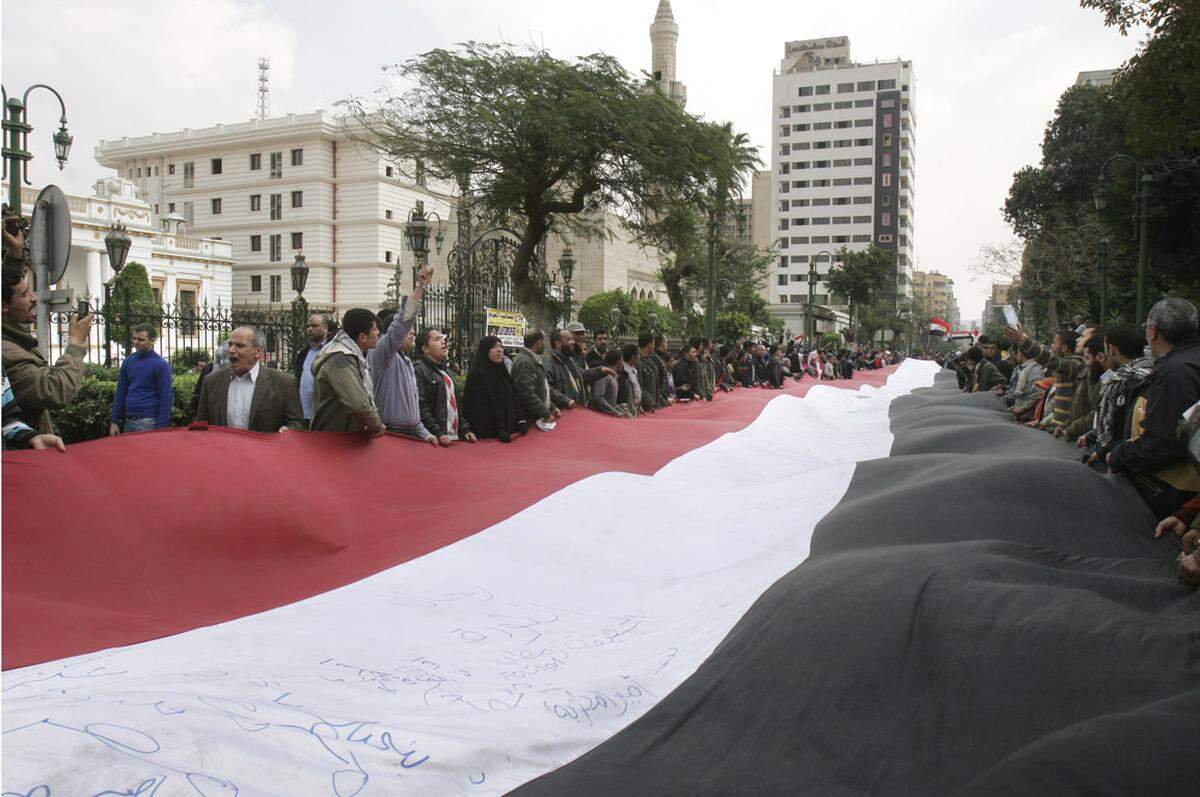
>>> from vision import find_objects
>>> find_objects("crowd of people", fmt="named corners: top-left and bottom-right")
top-left (939, 297), bottom-right (1200, 591)
top-left (3, 254), bottom-right (903, 450)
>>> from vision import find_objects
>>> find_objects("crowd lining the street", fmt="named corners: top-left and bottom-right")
top-left (938, 298), bottom-right (1200, 591)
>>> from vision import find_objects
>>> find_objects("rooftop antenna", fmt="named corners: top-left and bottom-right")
top-left (256, 57), bottom-right (271, 120)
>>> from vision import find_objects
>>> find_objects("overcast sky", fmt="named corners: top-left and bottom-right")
top-left (2, 0), bottom-right (1142, 322)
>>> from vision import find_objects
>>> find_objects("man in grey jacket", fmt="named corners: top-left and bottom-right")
top-left (511, 329), bottom-right (561, 428)
top-left (368, 264), bottom-right (437, 444)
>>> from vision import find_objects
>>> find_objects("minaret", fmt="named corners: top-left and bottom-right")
top-left (650, 1), bottom-right (687, 107)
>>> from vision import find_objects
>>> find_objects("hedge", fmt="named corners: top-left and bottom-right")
top-left (51, 372), bottom-right (200, 443)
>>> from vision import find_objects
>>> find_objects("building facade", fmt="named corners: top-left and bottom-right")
top-left (1075, 69), bottom-right (1119, 87)
top-left (912, 270), bottom-right (960, 326)
top-left (768, 37), bottom-right (916, 333)
top-left (650, 1), bottom-right (688, 108)
top-left (981, 280), bottom-right (1017, 328)
top-left (94, 112), bottom-right (458, 314)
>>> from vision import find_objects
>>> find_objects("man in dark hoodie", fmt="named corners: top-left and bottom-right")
top-left (310, 307), bottom-right (384, 437)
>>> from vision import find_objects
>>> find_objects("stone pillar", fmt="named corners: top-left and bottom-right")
top-left (85, 249), bottom-right (103, 304)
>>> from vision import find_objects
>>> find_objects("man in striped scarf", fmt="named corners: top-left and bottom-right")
top-left (1079, 323), bottom-right (1152, 461)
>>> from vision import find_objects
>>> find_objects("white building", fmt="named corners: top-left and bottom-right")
top-left (10, 176), bottom-right (234, 308)
top-left (1076, 69), bottom-right (1119, 87)
top-left (5, 176), bottom-right (234, 361)
top-left (769, 37), bottom-right (916, 333)
top-left (95, 112), bottom-right (454, 314)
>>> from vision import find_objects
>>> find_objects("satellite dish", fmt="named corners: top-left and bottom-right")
top-left (29, 185), bottom-right (73, 285)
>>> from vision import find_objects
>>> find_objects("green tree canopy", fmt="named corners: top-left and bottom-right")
top-left (343, 42), bottom-right (748, 330)
top-left (576, 289), bottom-right (681, 337)
top-left (825, 245), bottom-right (895, 333)
top-left (104, 262), bottom-right (160, 348)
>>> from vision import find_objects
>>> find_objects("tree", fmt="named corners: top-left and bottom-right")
top-left (825, 245), bottom-right (894, 334)
top-left (104, 262), bottom-right (160, 349)
top-left (343, 43), bottom-right (734, 330)
top-left (577, 290), bottom-right (681, 337)
top-left (715, 311), bottom-right (752, 342)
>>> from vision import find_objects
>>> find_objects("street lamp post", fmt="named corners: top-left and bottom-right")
top-left (102, 222), bottom-right (131, 366)
top-left (1095, 155), bottom-right (1153, 323)
top-left (3, 82), bottom-right (72, 354)
top-left (610, 304), bottom-right (621, 336)
top-left (704, 206), bottom-right (718, 339)
top-left (715, 278), bottom-right (734, 309)
top-left (557, 245), bottom-right (575, 323)
top-left (1070, 230), bottom-right (1110, 323)
top-left (290, 250), bottom-right (310, 339)
top-left (811, 249), bottom-right (835, 343)
top-left (403, 199), bottom-right (444, 286)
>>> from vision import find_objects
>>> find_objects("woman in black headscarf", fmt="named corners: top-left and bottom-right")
top-left (463, 336), bottom-right (527, 442)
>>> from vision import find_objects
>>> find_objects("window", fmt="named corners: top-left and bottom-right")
top-left (814, 141), bottom-right (830, 149)
top-left (385, 250), bottom-right (393, 263)
top-left (291, 232), bottom-right (303, 249)
top-left (290, 148), bottom-right (304, 166)
top-left (168, 202), bottom-right (176, 213)
top-left (136, 167), bottom-right (141, 178)
top-left (811, 217), bottom-right (830, 225)
top-left (793, 274), bottom-right (805, 282)
top-left (854, 98), bottom-right (874, 108)
top-left (878, 234), bottom-right (893, 243)
top-left (182, 161), bottom-right (194, 188)
top-left (854, 176), bottom-right (873, 185)
top-left (834, 158), bottom-right (853, 167)
top-left (853, 157), bottom-right (872, 166)
top-left (780, 106), bottom-right (792, 118)
top-left (834, 100), bottom-right (853, 110)
top-left (853, 234), bottom-right (871, 243)
top-left (291, 191), bottom-right (303, 208)
top-left (856, 80), bottom-right (875, 91)
top-left (795, 161), bottom-right (810, 169)
top-left (793, 180), bottom-right (810, 188)
top-left (813, 121), bottom-right (832, 130)
top-left (881, 212), bottom-right (892, 226)
top-left (837, 82), bottom-right (855, 93)
top-left (811, 197), bottom-right (830, 206)
top-left (791, 236), bottom-right (810, 244)
top-left (779, 219), bottom-right (789, 231)
top-left (795, 104), bottom-right (811, 113)
top-left (183, 202), bottom-right (193, 223)
top-left (250, 194), bottom-right (262, 211)
top-left (855, 118), bottom-right (874, 127)
top-left (882, 152), bottom-right (892, 167)
top-left (878, 79), bottom-right (897, 90)
top-left (250, 275), bottom-right (262, 292)
top-left (385, 165), bottom-right (394, 177)
top-left (168, 163), bottom-right (176, 175)
top-left (780, 144), bottom-right (791, 156)
top-left (779, 181), bottom-right (790, 193)
top-left (154, 204), bottom-right (159, 214)
top-left (832, 216), bottom-right (851, 224)
top-left (798, 86), bottom-right (814, 97)
top-left (815, 84), bottom-right (831, 95)
top-left (250, 153), bottom-right (262, 170)
top-left (853, 195), bottom-right (871, 204)
top-left (154, 166), bottom-right (159, 176)
top-left (813, 160), bottom-right (829, 169)
top-left (880, 98), bottom-right (896, 109)
top-left (811, 235), bottom-right (830, 243)
top-left (853, 215), bottom-right (872, 223)
top-left (269, 274), bottom-right (282, 302)
top-left (813, 102), bottom-right (832, 111)
top-left (780, 200), bottom-right (790, 212)
top-left (881, 173), bottom-right (892, 187)
top-left (780, 125), bottom-right (791, 137)
top-left (269, 234), bottom-right (282, 262)
top-left (833, 197), bottom-right (851, 205)
top-left (833, 177), bottom-right (853, 186)
top-left (779, 295), bottom-right (790, 303)
top-left (250, 235), bottom-right (262, 252)
top-left (779, 256), bottom-right (788, 269)
top-left (834, 120), bottom-right (852, 129)
top-left (270, 194), bottom-right (282, 220)
top-left (211, 158), bottom-right (223, 175)
top-left (211, 198), bottom-right (222, 214)
top-left (883, 113), bottom-right (894, 127)
top-left (269, 151), bottom-right (283, 178)
top-left (813, 179), bottom-right (831, 187)
top-left (882, 133), bottom-right (894, 147)
top-left (778, 274), bottom-right (788, 286)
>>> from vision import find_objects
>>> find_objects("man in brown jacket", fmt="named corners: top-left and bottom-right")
top-left (195, 325), bottom-right (304, 432)
top-left (2, 260), bottom-right (91, 434)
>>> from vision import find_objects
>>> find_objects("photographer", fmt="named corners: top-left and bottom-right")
top-left (2, 243), bottom-right (92, 435)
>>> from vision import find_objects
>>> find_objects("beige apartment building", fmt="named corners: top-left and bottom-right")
top-left (912, 270), bottom-right (960, 325)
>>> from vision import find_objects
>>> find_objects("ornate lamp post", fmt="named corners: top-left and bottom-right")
top-left (290, 250), bottom-right (310, 334)
top-left (404, 199), bottom-right (444, 287)
top-left (557, 245), bottom-right (575, 323)
top-left (1069, 230), bottom-right (1110, 322)
top-left (811, 249), bottom-right (835, 342)
top-left (2, 83), bottom-right (72, 213)
top-left (1095, 155), bottom-right (1153, 323)
top-left (715, 278), bottom-right (734, 309)
top-left (679, 311), bottom-right (689, 338)
top-left (102, 221), bottom-right (131, 365)
top-left (610, 304), bottom-right (621, 336)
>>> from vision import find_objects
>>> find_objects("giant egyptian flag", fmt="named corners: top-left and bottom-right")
top-left (928, 316), bottom-right (951, 337)
top-left (3, 362), bottom-right (1196, 795)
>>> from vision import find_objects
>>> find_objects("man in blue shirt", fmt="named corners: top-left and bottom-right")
top-left (294, 312), bottom-right (330, 421)
top-left (110, 324), bottom-right (173, 434)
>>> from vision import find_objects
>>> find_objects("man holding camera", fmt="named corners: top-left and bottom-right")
top-left (2, 251), bottom-right (92, 435)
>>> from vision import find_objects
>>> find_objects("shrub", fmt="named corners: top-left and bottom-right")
top-left (50, 372), bottom-right (202, 443)
top-left (170, 347), bottom-right (211, 375)
top-left (715, 311), bottom-right (752, 342)
top-left (819, 332), bottom-right (844, 350)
